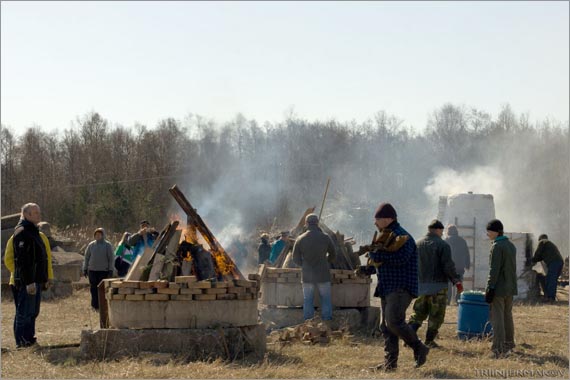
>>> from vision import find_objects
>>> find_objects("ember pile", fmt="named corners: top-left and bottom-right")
top-left (274, 319), bottom-right (350, 345)
top-left (106, 276), bottom-right (260, 302)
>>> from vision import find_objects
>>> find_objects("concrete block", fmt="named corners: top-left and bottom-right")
top-left (194, 294), bottom-right (216, 301)
top-left (108, 299), bottom-right (258, 329)
top-left (80, 324), bottom-right (266, 361)
top-left (260, 282), bottom-right (370, 307)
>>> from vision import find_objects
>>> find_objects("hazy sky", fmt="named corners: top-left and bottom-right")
top-left (1, 1), bottom-right (568, 135)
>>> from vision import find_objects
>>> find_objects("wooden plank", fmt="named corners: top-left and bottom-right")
top-left (190, 281), bottom-right (211, 289)
top-left (171, 294), bottom-right (193, 301)
top-left (118, 288), bottom-right (135, 295)
top-left (139, 281), bottom-right (155, 289)
top-left (148, 253), bottom-right (165, 282)
top-left (119, 281), bottom-right (140, 288)
top-left (125, 294), bottom-right (145, 301)
top-left (144, 294), bottom-right (169, 301)
top-left (180, 288), bottom-right (203, 295)
top-left (212, 281), bottom-right (229, 288)
top-left (157, 287), bottom-right (179, 295)
top-left (204, 288), bottom-right (227, 295)
top-left (160, 230), bottom-right (182, 281)
top-left (216, 293), bottom-right (237, 300)
top-left (111, 281), bottom-right (122, 288)
top-left (175, 276), bottom-right (197, 283)
top-left (153, 280), bottom-right (169, 289)
top-left (134, 288), bottom-right (155, 295)
top-left (193, 294), bottom-right (216, 301)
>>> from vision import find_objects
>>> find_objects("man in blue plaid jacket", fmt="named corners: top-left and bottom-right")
top-left (369, 203), bottom-right (430, 371)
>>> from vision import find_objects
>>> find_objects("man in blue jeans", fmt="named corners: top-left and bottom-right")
top-left (532, 234), bottom-right (564, 302)
top-left (292, 214), bottom-right (336, 320)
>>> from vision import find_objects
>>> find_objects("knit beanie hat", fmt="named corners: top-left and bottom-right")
top-left (447, 224), bottom-right (458, 236)
top-left (486, 219), bottom-right (503, 233)
top-left (428, 219), bottom-right (444, 229)
top-left (374, 203), bottom-right (397, 219)
top-left (538, 234), bottom-right (548, 241)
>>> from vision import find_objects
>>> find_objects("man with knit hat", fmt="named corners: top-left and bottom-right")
top-left (368, 203), bottom-right (429, 371)
top-left (445, 224), bottom-right (471, 304)
top-left (293, 214), bottom-right (336, 321)
top-left (408, 220), bottom-right (463, 348)
top-left (83, 228), bottom-right (115, 310)
top-left (485, 219), bottom-right (517, 357)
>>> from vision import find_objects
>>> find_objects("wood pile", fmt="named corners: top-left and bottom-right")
top-left (262, 268), bottom-right (371, 285)
top-left (275, 319), bottom-right (350, 345)
top-left (105, 276), bottom-right (260, 302)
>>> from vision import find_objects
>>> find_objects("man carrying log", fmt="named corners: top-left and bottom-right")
top-left (128, 220), bottom-right (159, 259)
top-left (292, 214), bottom-right (336, 321)
top-left (368, 203), bottom-right (429, 371)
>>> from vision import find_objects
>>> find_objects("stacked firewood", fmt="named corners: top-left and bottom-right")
top-left (105, 276), bottom-right (260, 301)
top-left (275, 319), bottom-right (350, 345)
top-left (262, 268), bottom-right (371, 284)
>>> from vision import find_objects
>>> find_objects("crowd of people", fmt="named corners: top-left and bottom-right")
top-left (3, 200), bottom-right (566, 373)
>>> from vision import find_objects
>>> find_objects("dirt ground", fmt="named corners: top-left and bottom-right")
top-left (1, 288), bottom-right (568, 379)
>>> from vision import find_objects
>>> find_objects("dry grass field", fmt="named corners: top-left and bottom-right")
top-left (1, 288), bottom-right (568, 379)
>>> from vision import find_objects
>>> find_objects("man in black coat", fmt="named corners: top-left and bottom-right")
top-left (445, 224), bottom-right (470, 304)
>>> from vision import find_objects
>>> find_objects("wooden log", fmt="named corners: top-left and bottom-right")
top-left (234, 279), bottom-right (257, 287)
top-left (139, 281), bottom-right (155, 289)
top-left (227, 287), bottom-right (245, 294)
top-left (168, 282), bottom-right (181, 290)
top-left (212, 281), bottom-right (229, 288)
top-left (190, 281), bottom-right (212, 289)
top-left (111, 281), bottom-right (123, 288)
top-left (119, 281), bottom-right (140, 288)
top-left (134, 288), bottom-right (155, 295)
top-left (118, 288), bottom-right (135, 295)
top-left (160, 230), bottom-right (182, 281)
top-left (148, 253), bottom-right (165, 282)
top-left (153, 280), bottom-right (169, 289)
top-left (180, 288), bottom-right (203, 295)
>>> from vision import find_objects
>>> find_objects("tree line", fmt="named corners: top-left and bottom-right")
top-left (1, 104), bottom-right (568, 255)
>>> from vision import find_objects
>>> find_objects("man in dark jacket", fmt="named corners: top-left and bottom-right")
top-left (83, 228), bottom-right (115, 310)
top-left (11, 203), bottom-right (49, 348)
top-left (292, 214), bottom-right (336, 321)
top-left (532, 234), bottom-right (564, 302)
top-left (409, 220), bottom-right (463, 348)
top-left (258, 233), bottom-right (271, 265)
top-left (445, 224), bottom-right (470, 304)
top-left (368, 203), bottom-right (429, 371)
top-left (485, 219), bottom-right (517, 357)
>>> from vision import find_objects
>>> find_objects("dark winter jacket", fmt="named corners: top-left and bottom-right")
top-left (532, 239), bottom-right (563, 266)
top-left (12, 219), bottom-right (49, 286)
top-left (292, 225), bottom-right (336, 283)
top-left (446, 235), bottom-right (471, 274)
top-left (417, 232), bottom-right (460, 295)
top-left (369, 221), bottom-right (418, 297)
top-left (487, 236), bottom-right (518, 296)
top-left (258, 239), bottom-right (271, 264)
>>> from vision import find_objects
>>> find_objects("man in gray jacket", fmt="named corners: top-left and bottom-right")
top-left (293, 214), bottom-right (336, 320)
top-left (83, 228), bottom-right (114, 310)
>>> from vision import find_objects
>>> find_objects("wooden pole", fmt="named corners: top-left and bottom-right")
top-left (318, 177), bottom-right (331, 221)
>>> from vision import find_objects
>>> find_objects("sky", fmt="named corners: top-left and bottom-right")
top-left (1, 1), bottom-right (569, 135)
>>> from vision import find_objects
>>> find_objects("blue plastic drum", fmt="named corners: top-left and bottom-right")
top-left (457, 291), bottom-right (493, 340)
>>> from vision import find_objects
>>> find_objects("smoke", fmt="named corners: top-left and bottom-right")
top-left (423, 166), bottom-right (505, 200)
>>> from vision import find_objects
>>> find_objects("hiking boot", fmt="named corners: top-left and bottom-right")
top-left (425, 329), bottom-right (440, 348)
top-left (413, 342), bottom-right (430, 368)
top-left (425, 340), bottom-right (440, 348)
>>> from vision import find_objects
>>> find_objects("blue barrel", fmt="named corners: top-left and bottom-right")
top-left (457, 291), bottom-right (493, 340)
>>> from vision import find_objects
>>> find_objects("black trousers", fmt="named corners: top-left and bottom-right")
top-left (88, 271), bottom-right (109, 310)
top-left (380, 289), bottom-right (421, 365)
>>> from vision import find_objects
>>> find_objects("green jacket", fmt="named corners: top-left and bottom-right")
top-left (486, 236), bottom-right (518, 296)
top-left (532, 239), bottom-right (563, 266)
top-left (417, 232), bottom-right (460, 295)
top-left (292, 225), bottom-right (336, 283)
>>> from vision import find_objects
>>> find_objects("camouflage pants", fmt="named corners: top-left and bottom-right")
top-left (409, 288), bottom-right (448, 335)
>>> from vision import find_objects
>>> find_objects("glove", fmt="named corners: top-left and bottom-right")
top-left (485, 288), bottom-right (495, 304)
top-left (26, 283), bottom-right (37, 295)
top-left (455, 282), bottom-right (464, 294)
